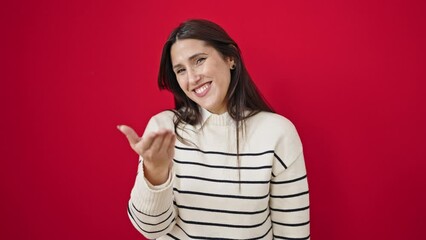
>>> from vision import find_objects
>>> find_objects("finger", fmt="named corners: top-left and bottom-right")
top-left (117, 125), bottom-right (140, 145)
top-left (163, 131), bottom-right (176, 151)
top-left (140, 131), bottom-right (159, 152)
top-left (139, 129), bottom-right (172, 152)
top-left (169, 134), bottom-right (176, 151)
top-left (134, 131), bottom-right (164, 156)
top-left (149, 130), bottom-right (169, 152)
top-left (164, 132), bottom-right (176, 158)
top-left (161, 130), bottom-right (175, 155)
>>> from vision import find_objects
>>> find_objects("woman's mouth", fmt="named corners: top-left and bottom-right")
top-left (193, 82), bottom-right (211, 97)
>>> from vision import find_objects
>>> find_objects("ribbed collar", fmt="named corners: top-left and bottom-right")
top-left (194, 107), bottom-right (233, 130)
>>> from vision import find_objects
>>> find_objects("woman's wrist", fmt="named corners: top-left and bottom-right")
top-left (143, 161), bottom-right (170, 186)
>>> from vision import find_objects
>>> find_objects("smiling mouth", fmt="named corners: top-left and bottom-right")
top-left (193, 82), bottom-right (211, 97)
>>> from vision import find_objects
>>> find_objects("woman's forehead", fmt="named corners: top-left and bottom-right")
top-left (171, 39), bottom-right (214, 62)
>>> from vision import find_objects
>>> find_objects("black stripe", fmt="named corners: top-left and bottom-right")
top-left (176, 223), bottom-right (273, 240)
top-left (270, 190), bottom-right (309, 198)
top-left (173, 188), bottom-right (269, 200)
top-left (174, 159), bottom-right (272, 170)
top-left (271, 175), bottom-right (307, 184)
top-left (175, 146), bottom-right (275, 157)
top-left (166, 233), bottom-right (180, 239)
top-left (178, 213), bottom-right (270, 228)
top-left (175, 174), bottom-right (270, 184)
top-left (272, 220), bottom-right (310, 227)
top-left (129, 204), bottom-right (173, 226)
top-left (174, 201), bottom-right (268, 215)
top-left (131, 202), bottom-right (170, 217)
top-left (273, 234), bottom-right (310, 240)
top-left (270, 205), bottom-right (310, 213)
top-left (127, 205), bottom-right (173, 234)
top-left (274, 153), bottom-right (288, 169)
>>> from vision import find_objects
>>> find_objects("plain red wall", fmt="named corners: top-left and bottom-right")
top-left (1, 0), bottom-right (425, 239)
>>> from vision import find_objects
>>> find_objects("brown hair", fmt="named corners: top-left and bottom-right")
top-left (158, 19), bottom-right (274, 187)
top-left (158, 19), bottom-right (273, 138)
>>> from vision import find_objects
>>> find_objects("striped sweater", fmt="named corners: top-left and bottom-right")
top-left (128, 108), bottom-right (310, 239)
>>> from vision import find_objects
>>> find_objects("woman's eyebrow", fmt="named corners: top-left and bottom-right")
top-left (173, 53), bottom-right (207, 69)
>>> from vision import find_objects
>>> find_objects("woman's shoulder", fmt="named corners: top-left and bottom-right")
top-left (248, 111), bottom-right (303, 153)
top-left (249, 111), bottom-right (297, 131)
top-left (145, 110), bottom-right (176, 132)
top-left (151, 109), bottom-right (176, 120)
top-left (245, 111), bottom-right (301, 142)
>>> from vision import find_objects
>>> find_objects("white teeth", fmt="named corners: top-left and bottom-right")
top-left (194, 83), bottom-right (210, 94)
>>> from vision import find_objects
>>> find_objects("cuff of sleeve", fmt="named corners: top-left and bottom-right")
top-left (145, 168), bottom-right (173, 190)
top-left (130, 163), bottom-right (174, 215)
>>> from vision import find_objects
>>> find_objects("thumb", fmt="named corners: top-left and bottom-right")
top-left (117, 125), bottom-right (141, 145)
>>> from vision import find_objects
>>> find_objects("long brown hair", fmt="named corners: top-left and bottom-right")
top-left (159, 19), bottom-right (273, 136)
top-left (158, 19), bottom-right (274, 187)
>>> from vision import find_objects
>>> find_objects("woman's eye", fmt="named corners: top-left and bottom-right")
top-left (176, 69), bottom-right (185, 74)
top-left (196, 57), bottom-right (206, 65)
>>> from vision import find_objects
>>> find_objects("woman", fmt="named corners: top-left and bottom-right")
top-left (118, 19), bottom-right (310, 239)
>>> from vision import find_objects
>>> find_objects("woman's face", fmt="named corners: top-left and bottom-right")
top-left (170, 39), bottom-right (234, 114)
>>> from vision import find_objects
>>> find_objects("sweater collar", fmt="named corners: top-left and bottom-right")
top-left (195, 107), bottom-right (233, 130)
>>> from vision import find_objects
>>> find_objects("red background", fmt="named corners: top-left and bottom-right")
top-left (1, 0), bottom-right (425, 239)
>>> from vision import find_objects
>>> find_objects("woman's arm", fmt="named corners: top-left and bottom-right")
top-left (127, 156), bottom-right (176, 239)
top-left (270, 117), bottom-right (310, 239)
top-left (119, 112), bottom-right (177, 238)
top-left (270, 153), bottom-right (310, 239)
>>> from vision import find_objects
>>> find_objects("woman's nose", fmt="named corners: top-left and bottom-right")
top-left (187, 68), bottom-right (201, 84)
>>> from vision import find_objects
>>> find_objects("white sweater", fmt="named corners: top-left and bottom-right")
top-left (128, 109), bottom-right (310, 239)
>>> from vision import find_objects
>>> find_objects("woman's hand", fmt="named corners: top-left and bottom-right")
top-left (117, 125), bottom-right (176, 185)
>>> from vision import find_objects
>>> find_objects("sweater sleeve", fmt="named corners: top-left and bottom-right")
top-left (127, 113), bottom-right (177, 239)
top-left (270, 120), bottom-right (310, 239)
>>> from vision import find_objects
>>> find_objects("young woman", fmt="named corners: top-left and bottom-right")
top-left (118, 19), bottom-right (310, 240)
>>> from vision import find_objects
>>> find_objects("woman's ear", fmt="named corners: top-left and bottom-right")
top-left (228, 57), bottom-right (236, 70)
